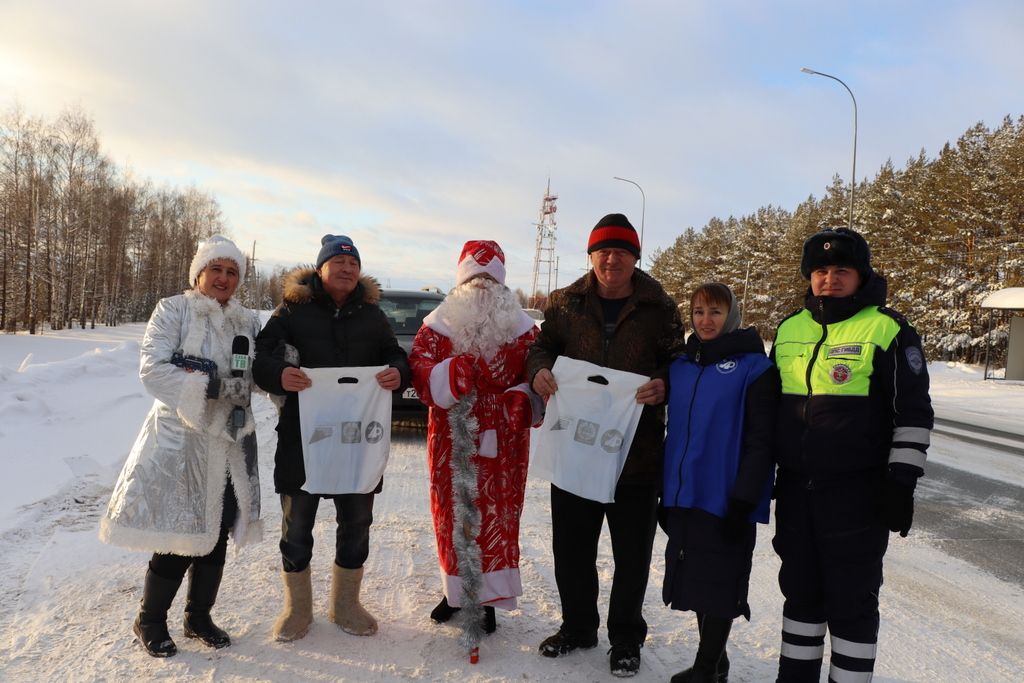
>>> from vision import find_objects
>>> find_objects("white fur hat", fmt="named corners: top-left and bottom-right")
top-left (189, 235), bottom-right (247, 286)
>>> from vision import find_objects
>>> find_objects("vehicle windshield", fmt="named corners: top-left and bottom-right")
top-left (379, 293), bottom-right (442, 334)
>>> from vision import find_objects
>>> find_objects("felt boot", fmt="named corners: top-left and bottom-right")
top-left (273, 567), bottom-right (313, 642)
top-left (328, 564), bottom-right (378, 636)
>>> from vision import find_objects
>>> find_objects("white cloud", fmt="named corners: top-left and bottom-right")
top-left (4, 1), bottom-right (1024, 293)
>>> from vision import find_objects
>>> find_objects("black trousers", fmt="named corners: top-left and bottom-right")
top-left (149, 482), bottom-right (239, 581)
top-left (550, 482), bottom-right (659, 647)
top-left (773, 471), bottom-right (889, 681)
top-left (279, 490), bottom-right (374, 572)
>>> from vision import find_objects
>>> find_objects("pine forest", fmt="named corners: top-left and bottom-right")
top-left (2, 105), bottom-right (1023, 365)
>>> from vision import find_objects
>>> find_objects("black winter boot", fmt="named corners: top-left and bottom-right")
top-left (134, 569), bottom-right (183, 657)
top-left (429, 595), bottom-right (460, 623)
top-left (183, 564), bottom-right (231, 648)
top-left (483, 606), bottom-right (496, 634)
top-left (717, 648), bottom-right (730, 682)
top-left (670, 613), bottom-right (732, 683)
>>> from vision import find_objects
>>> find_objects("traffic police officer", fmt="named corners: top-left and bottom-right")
top-left (770, 228), bottom-right (933, 682)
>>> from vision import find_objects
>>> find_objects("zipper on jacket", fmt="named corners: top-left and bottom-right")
top-left (801, 303), bottom-right (828, 473)
top-left (674, 363), bottom-right (705, 507)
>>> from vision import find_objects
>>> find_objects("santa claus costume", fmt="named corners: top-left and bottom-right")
top-left (410, 240), bottom-right (543, 653)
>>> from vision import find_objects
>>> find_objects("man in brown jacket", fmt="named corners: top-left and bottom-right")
top-left (528, 213), bottom-right (685, 678)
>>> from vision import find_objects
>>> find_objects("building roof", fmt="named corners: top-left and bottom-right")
top-left (980, 287), bottom-right (1024, 310)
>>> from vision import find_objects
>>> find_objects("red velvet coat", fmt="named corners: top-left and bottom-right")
top-left (410, 311), bottom-right (541, 609)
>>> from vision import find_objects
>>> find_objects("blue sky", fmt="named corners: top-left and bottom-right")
top-left (3, 1), bottom-right (1023, 293)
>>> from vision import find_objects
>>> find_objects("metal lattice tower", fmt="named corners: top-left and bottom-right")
top-left (530, 180), bottom-right (558, 308)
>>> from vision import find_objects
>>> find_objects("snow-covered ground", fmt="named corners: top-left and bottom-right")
top-left (1, 325), bottom-right (1023, 682)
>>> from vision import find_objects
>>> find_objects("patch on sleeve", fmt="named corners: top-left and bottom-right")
top-left (905, 346), bottom-right (924, 375)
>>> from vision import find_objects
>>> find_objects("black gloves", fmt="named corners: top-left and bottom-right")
top-left (883, 476), bottom-right (915, 537)
top-left (723, 498), bottom-right (755, 540)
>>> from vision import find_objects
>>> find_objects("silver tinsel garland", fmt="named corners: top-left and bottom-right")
top-left (448, 392), bottom-right (484, 653)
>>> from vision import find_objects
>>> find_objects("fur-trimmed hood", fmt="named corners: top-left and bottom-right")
top-left (282, 265), bottom-right (381, 306)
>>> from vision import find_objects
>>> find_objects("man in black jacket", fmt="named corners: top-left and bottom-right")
top-left (253, 234), bottom-right (409, 642)
top-left (770, 228), bottom-right (933, 682)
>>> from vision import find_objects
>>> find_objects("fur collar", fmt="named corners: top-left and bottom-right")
top-left (282, 266), bottom-right (381, 306)
top-left (563, 268), bottom-right (666, 304)
top-left (181, 288), bottom-right (254, 358)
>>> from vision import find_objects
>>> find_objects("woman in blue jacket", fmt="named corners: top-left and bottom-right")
top-left (662, 283), bottom-right (779, 683)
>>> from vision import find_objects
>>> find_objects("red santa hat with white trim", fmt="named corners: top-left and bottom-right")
top-left (455, 240), bottom-right (506, 286)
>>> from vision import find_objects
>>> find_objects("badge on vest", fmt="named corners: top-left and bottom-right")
top-left (830, 363), bottom-right (853, 384)
top-left (827, 344), bottom-right (863, 357)
top-left (716, 359), bottom-right (738, 374)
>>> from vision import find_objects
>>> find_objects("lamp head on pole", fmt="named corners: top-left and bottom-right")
top-left (799, 66), bottom-right (858, 231)
top-left (611, 176), bottom-right (645, 258)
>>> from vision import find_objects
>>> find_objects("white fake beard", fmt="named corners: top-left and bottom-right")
top-left (438, 279), bottom-right (524, 360)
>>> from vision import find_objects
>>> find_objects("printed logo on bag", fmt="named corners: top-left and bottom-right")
top-left (905, 346), bottom-right (924, 374)
top-left (550, 417), bottom-right (572, 431)
top-left (830, 363), bottom-right (852, 384)
top-left (827, 344), bottom-right (863, 357)
top-left (600, 429), bottom-right (624, 453)
top-left (309, 425), bottom-right (335, 444)
top-left (715, 359), bottom-right (738, 374)
top-left (574, 419), bottom-right (599, 446)
top-left (365, 421), bottom-right (384, 444)
top-left (341, 421), bottom-right (362, 443)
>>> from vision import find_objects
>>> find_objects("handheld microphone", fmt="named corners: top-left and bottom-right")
top-left (231, 336), bottom-right (250, 377)
top-left (229, 336), bottom-right (249, 436)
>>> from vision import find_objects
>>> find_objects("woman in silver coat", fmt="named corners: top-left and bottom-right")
top-left (100, 235), bottom-right (262, 657)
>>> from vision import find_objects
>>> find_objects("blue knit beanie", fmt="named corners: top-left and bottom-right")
top-left (316, 234), bottom-right (361, 269)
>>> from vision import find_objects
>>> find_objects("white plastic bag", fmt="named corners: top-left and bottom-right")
top-left (298, 365), bottom-right (392, 494)
top-left (531, 357), bottom-right (648, 503)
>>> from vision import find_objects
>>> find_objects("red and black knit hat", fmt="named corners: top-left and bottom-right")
top-left (587, 213), bottom-right (641, 259)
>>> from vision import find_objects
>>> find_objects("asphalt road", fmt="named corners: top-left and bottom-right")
top-left (915, 439), bottom-right (1024, 588)
top-left (398, 415), bottom-right (1024, 588)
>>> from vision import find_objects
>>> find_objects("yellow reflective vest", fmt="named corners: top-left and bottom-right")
top-left (772, 295), bottom-right (932, 480)
top-left (774, 305), bottom-right (900, 398)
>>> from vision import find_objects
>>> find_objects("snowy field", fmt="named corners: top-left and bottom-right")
top-left (1, 324), bottom-right (1023, 682)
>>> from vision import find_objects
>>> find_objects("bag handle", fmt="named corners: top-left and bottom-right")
top-left (337, 376), bottom-right (359, 384)
top-left (587, 375), bottom-right (609, 385)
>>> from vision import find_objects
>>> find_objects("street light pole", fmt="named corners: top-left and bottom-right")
top-left (801, 67), bottom-right (858, 230)
top-left (612, 176), bottom-right (646, 257)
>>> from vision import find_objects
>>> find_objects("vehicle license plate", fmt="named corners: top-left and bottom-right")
top-left (402, 387), bottom-right (419, 399)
